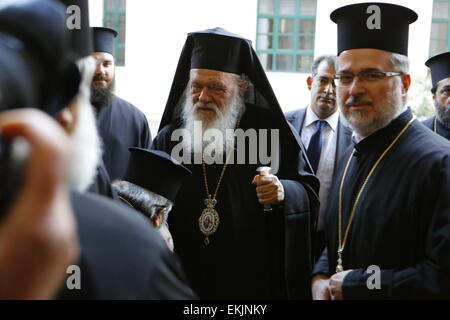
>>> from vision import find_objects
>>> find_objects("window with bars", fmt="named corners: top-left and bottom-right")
top-left (430, 0), bottom-right (450, 57)
top-left (256, 0), bottom-right (317, 73)
top-left (103, 0), bottom-right (127, 66)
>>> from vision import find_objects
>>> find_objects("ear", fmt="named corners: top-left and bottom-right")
top-left (432, 94), bottom-right (436, 101)
top-left (307, 76), bottom-right (313, 90)
top-left (401, 74), bottom-right (411, 94)
top-left (56, 107), bottom-right (76, 134)
top-left (151, 207), bottom-right (167, 228)
top-left (238, 80), bottom-right (248, 97)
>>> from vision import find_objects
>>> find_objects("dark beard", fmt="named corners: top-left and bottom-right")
top-left (435, 100), bottom-right (450, 130)
top-left (90, 81), bottom-right (114, 111)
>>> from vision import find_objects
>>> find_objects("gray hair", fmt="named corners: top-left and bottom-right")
top-left (431, 84), bottom-right (438, 94)
top-left (335, 52), bottom-right (410, 74)
top-left (112, 180), bottom-right (173, 227)
top-left (389, 53), bottom-right (410, 74)
top-left (311, 54), bottom-right (337, 76)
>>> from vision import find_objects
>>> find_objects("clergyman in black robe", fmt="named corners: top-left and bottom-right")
top-left (90, 27), bottom-right (152, 181)
top-left (152, 28), bottom-right (319, 299)
top-left (312, 3), bottom-right (450, 300)
top-left (313, 108), bottom-right (450, 299)
top-left (422, 52), bottom-right (450, 140)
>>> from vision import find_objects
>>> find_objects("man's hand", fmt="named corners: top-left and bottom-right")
top-left (0, 109), bottom-right (79, 299)
top-left (159, 224), bottom-right (174, 252)
top-left (252, 174), bottom-right (284, 205)
top-left (312, 274), bottom-right (331, 300)
top-left (329, 270), bottom-right (353, 300)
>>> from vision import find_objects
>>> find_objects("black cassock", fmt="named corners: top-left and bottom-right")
top-left (153, 104), bottom-right (319, 299)
top-left (422, 116), bottom-right (450, 140)
top-left (87, 159), bottom-right (118, 199)
top-left (97, 95), bottom-right (152, 181)
top-left (313, 108), bottom-right (450, 299)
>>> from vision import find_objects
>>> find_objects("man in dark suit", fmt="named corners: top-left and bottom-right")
top-left (285, 54), bottom-right (352, 260)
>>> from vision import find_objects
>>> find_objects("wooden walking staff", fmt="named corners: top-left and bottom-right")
top-left (256, 166), bottom-right (272, 212)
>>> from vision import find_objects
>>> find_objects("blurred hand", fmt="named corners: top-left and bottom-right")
top-left (329, 270), bottom-right (353, 300)
top-left (0, 109), bottom-right (79, 300)
top-left (158, 224), bottom-right (174, 252)
top-left (312, 274), bottom-right (331, 300)
top-left (252, 174), bottom-right (284, 205)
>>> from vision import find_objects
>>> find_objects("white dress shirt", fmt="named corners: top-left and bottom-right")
top-left (301, 106), bottom-right (340, 231)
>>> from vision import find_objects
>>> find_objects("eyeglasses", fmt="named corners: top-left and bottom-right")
top-left (190, 82), bottom-right (227, 95)
top-left (333, 72), bottom-right (404, 87)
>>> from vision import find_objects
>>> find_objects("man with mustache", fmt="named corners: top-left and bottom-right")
top-left (90, 27), bottom-right (151, 181)
top-left (311, 3), bottom-right (450, 300)
top-left (152, 28), bottom-right (319, 299)
top-left (422, 52), bottom-right (450, 139)
top-left (285, 54), bottom-right (352, 260)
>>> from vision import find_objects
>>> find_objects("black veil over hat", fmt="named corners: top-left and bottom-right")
top-left (158, 28), bottom-right (291, 135)
top-left (426, 52), bottom-right (450, 88)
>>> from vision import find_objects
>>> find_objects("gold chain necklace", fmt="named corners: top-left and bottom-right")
top-left (434, 117), bottom-right (437, 133)
top-left (198, 120), bottom-right (240, 246)
top-left (336, 117), bottom-right (415, 273)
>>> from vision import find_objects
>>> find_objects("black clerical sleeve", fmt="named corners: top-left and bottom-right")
top-left (342, 154), bottom-right (450, 300)
top-left (147, 248), bottom-right (197, 299)
top-left (281, 178), bottom-right (314, 298)
top-left (141, 117), bottom-right (152, 147)
top-left (312, 248), bottom-right (331, 277)
top-left (87, 160), bottom-right (119, 200)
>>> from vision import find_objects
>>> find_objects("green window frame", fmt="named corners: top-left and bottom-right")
top-left (103, 0), bottom-right (127, 66)
top-left (256, 0), bottom-right (317, 73)
top-left (429, 0), bottom-right (450, 57)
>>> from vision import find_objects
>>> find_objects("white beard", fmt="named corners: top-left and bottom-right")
top-left (181, 90), bottom-right (245, 157)
top-left (67, 57), bottom-right (102, 191)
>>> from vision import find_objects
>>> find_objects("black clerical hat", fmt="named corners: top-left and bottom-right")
top-left (425, 52), bottom-right (450, 88)
top-left (125, 148), bottom-right (192, 202)
top-left (189, 28), bottom-right (248, 75)
top-left (58, 0), bottom-right (93, 58)
top-left (330, 2), bottom-right (418, 56)
top-left (92, 27), bottom-right (118, 55)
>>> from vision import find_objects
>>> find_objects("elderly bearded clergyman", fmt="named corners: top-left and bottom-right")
top-left (152, 28), bottom-right (319, 299)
